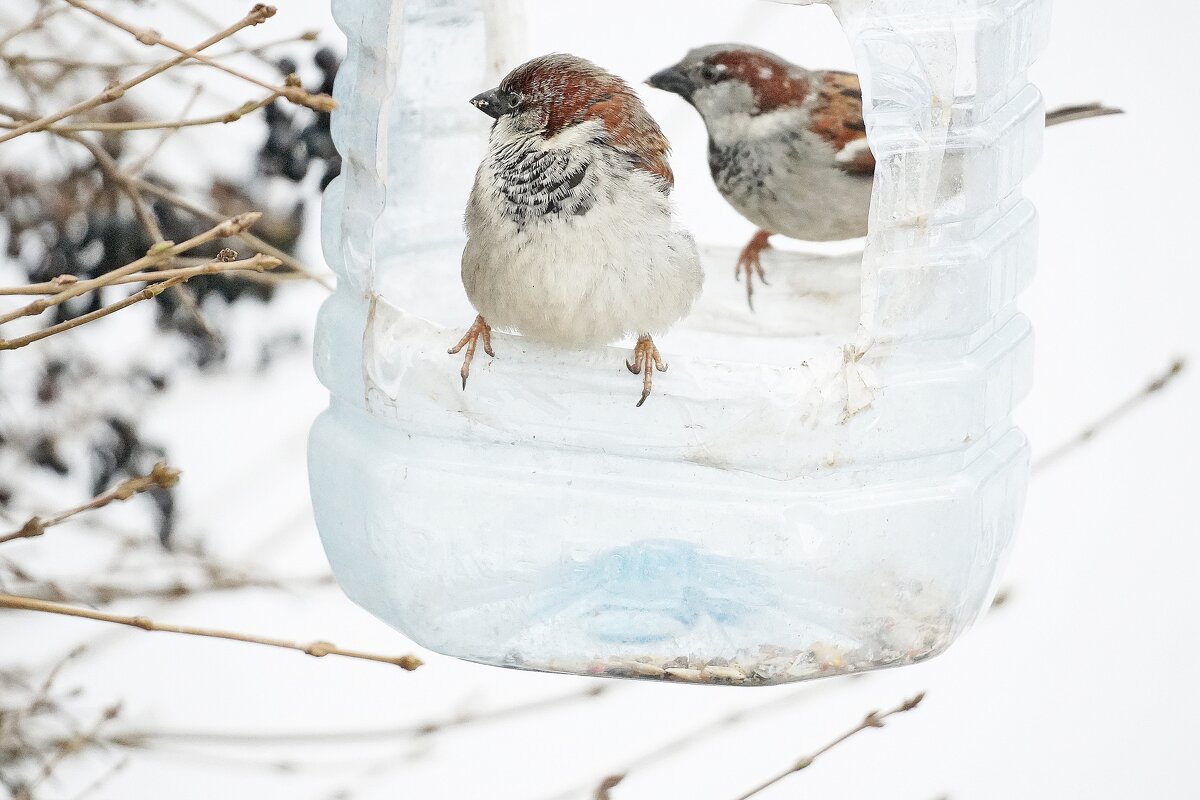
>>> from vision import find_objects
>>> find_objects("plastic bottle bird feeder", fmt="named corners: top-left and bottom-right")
top-left (310, 0), bottom-right (1042, 684)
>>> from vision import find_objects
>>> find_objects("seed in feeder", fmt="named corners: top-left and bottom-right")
top-left (883, 620), bottom-right (921, 651)
top-left (786, 655), bottom-right (818, 679)
top-left (754, 656), bottom-right (793, 681)
top-left (665, 667), bottom-right (704, 683)
top-left (602, 659), bottom-right (633, 677)
top-left (626, 661), bottom-right (666, 678)
top-left (810, 642), bottom-right (846, 670)
top-left (702, 665), bottom-right (747, 682)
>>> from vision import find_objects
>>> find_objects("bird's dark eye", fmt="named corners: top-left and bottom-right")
top-left (699, 64), bottom-right (721, 82)
top-left (505, 92), bottom-right (522, 110)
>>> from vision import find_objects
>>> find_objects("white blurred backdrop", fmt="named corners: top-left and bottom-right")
top-left (1, 1), bottom-right (1198, 798)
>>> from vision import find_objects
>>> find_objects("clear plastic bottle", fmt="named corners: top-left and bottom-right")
top-left (310, 0), bottom-right (1044, 684)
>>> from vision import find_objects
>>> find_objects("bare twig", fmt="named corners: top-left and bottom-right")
top-left (594, 776), bottom-right (624, 800)
top-left (0, 211), bottom-right (261, 326)
top-left (1033, 359), bottom-right (1186, 474)
top-left (100, 685), bottom-right (605, 749)
top-left (62, 125), bottom-right (163, 240)
top-left (0, 594), bottom-right (424, 671)
top-left (13, 573), bottom-right (334, 606)
top-left (18, 646), bottom-right (89, 733)
top-left (68, 756), bottom-right (130, 800)
top-left (0, 102), bottom-right (169, 243)
top-left (732, 692), bottom-right (926, 800)
top-left (60, 0), bottom-right (334, 113)
top-left (129, 84), bottom-right (204, 176)
top-left (0, 463), bottom-right (180, 545)
top-left (0, 102), bottom-right (226, 344)
top-left (1, 253), bottom-right (280, 296)
top-left (26, 704), bottom-right (122, 795)
top-left (0, 103), bottom-right (162, 245)
top-left (0, 4), bottom-right (276, 144)
top-left (540, 687), bottom-right (819, 800)
top-left (0, 93), bottom-right (281, 133)
top-left (3, 31), bottom-right (321, 71)
top-left (0, 5), bottom-right (66, 51)
top-left (0, 275), bottom-right (190, 351)
top-left (133, 178), bottom-right (333, 290)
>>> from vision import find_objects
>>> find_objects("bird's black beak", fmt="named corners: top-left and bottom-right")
top-left (470, 87), bottom-right (504, 119)
top-left (646, 65), bottom-right (692, 99)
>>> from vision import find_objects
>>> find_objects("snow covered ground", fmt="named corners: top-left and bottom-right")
top-left (2, 0), bottom-right (1198, 798)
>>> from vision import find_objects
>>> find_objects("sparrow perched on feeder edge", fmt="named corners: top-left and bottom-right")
top-left (451, 54), bottom-right (703, 407)
top-left (648, 44), bottom-right (1123, 308)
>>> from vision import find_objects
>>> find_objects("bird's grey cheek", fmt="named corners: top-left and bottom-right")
top-left (694, 82), bottom-right (756, 119)
top-left (507, 108), bottom-right (544, 135)
top-left (689, 86), bottom-right (724, 119)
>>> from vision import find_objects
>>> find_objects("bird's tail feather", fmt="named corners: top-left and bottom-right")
top-left (1044, 102), bottom-right (1125, 128)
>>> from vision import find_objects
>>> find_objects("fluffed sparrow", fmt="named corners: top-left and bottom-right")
top-left (648, 44), bottom-right (1122, 307)
top-left (451, 54), bottom-right (703, 406)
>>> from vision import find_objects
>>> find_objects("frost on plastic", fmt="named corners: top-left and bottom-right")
top-left (310, 0), bottom-right (1043, 684)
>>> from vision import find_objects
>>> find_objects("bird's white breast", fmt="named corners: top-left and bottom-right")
top-left (708, 110), bottom-right (873, 243)
top-left (461, 120), bottom-right (702, 348)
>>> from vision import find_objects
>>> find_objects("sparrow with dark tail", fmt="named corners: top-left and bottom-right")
top-left (648, 44), bottom-right (1122, 308)
top-left (451, 54), bottom-right (703, 406)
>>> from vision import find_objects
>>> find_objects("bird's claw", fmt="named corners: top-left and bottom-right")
top-left (735, 230), bottom-right (773, 311)
top-left (628, 335), bottom-right (667, 407)
top-left (448, 314), bottom-right (494, 390)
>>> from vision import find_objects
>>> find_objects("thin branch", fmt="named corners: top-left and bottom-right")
top-left (0, 211), bottom-right (262, 326)
top-left (1033, 359), bottom-right (1186, 474)
top-left (0, 253), bottom-right (280, 295)
top-left (731, 692), bottom-right (926, 800)
top-left (545, 687), bottom-right (818, 800)
top-left (0, 5), bottom-right (67, 51)
top-left (0, 4), bottom-right (276, 144)
top-left (102, 685), bottom-right (605, 749)
top-left (163, 0), bottom-right (295, 70)
top-left (0, 275), bottom-right (189, 351)
top-left (87, 253), bottom-right (279, 285)
top-left (594, 776), bottom-right (624, 800)
top-left (0, 463), bottom-right (180, 545)
top-left (25, 645), bottom-right (89, 722)
top-left (68, 756), bottom-right (130, 800)
top-left (26, 704), bottom-right (122, 795)
top-left (60, 0), bottom-right (334, 113)
top-left (129, 84), bottom-right (204, 176)
top-left (0, 102), bottom-right (168, 242)
top-left (0, 594), bottom-right (424, 671)
top-left (11, 572), bottom-right (334, 606)
top-left (63, 125), bottom-right (163, 241)
top-left (0, 97), bottom-right (235, 341)
top-left (134, 178), bottom-right (334, 290)
top-left (3, 31), bottom-right (321, 71)
top-left (0, 93), bottom-right (281, 133)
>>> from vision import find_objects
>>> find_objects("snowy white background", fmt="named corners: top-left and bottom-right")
top-left (2, 0), bottom-right (1198, 798)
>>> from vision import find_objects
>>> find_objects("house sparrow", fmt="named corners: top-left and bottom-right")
top-left (648, 44), bottom-right (1123, 307)
top-left (450, 54), bottom-right (703, 407)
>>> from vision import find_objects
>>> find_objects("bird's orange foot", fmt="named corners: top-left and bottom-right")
top-left (735, 229), bottom-right (772, 310)
top-left (625, 334), bottom-right (668, 408)
top-left (448, 314), bottom-right (495, 390)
